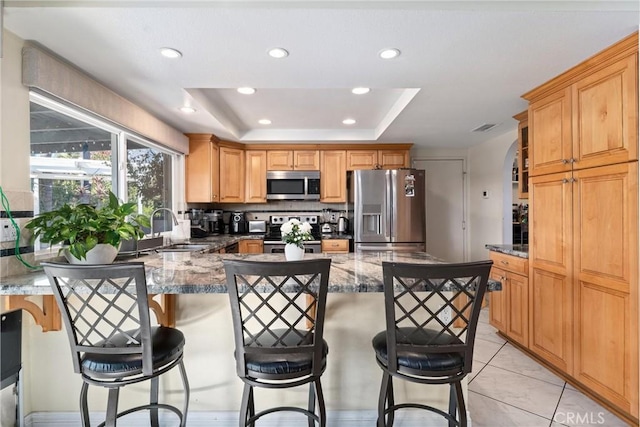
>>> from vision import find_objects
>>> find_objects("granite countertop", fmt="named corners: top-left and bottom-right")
top-left (0, 251), bottom-right (501, 295)
top-left (485, 244), bottom-right (529, 259)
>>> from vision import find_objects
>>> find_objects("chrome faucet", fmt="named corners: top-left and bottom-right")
top-left (150, 208), bottom-right (179, 237)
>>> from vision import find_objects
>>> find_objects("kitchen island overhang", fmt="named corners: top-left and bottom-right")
top-left (0, 251), bottom-right (501, 332)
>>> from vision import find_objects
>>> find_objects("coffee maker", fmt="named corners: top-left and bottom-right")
top-left (205, 210), bottom-right (224, 235)
top-left (230, 212), bottom-right (247, 234)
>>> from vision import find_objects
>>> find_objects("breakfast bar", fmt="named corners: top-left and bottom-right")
top-left (0, 250), bottom-right (501, 331)
top-left (0, 251), bottom-right (500, 423)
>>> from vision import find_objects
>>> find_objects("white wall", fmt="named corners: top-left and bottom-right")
top-left (467, 130), bottom-right (519, 261)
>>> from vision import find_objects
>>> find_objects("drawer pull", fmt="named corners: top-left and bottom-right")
top-left (500, 260), bottom-right (509, 265)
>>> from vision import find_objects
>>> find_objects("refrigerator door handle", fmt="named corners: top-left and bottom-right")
top-left (385, 171), bottom-right (392, 239)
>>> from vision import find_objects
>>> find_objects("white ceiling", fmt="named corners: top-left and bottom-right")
top-left (4, 1), bottom-right (639, 149)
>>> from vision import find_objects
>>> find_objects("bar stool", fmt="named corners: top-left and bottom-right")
top-left (223, 258), bottom-right (331, 427)
top-left (42, 262), bottom-right (190, 427)
top-left (372, 261), bottom-right (492, 427)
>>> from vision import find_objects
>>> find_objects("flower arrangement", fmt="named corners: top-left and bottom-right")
top-left (280, 218), bottom-right (313, 248)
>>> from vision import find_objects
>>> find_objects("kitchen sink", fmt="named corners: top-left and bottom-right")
top-left (155, 243), bottom-right (211, 252)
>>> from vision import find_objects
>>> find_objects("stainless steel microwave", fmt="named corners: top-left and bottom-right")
top-left (266, 171), bottom-right (321, 200)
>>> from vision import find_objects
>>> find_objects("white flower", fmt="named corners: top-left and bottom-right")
top-left (300, 222), bottom-right (312, 234)
top-left (280, 219), bottom-right (313, 248)
top-left (280, 222), bottom-right (293, 234)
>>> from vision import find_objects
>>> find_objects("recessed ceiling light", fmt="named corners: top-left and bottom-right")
top-left (379, 48), bottom-right (401, 59)
top-left (352, 87), bottom-right (370, 95)
top-left (179, 106), bottom-right (196, 114)
top-left (258, 119), bottom-right (272, 125)
top-left (160, 47), bottom-right (182, 59)
top-left (268, 47), bottom-right (289, 59)
top-left (237, 87), bottom-right (256, 95)
top-left (343, 118), bottom-right (356, 125)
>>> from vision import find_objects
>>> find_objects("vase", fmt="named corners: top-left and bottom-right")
top-left (284, 243), bottom-right (304, 261)
top-left (64, 243), bottom-right (120, 264)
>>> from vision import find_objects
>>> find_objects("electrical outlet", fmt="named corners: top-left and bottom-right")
top-left (330, 212), bottom-right (337, 222)
top-left (0, 219), bottom-right (18, 242)
top-left (437, 306), bottom-right (452, 324)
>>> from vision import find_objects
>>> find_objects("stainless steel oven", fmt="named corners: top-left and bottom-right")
top-left (263, 240), bottom-right (322, 254)
top-left (266, 171), bottom-right (320, 201)
top-left (262, 214), bottom-right (322, 254)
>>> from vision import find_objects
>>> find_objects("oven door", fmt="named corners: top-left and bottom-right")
top-left (263, 241), bottom-right (322, 254)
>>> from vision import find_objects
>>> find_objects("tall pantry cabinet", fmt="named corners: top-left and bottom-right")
top-left (524, 32), bottom-right (638, 420)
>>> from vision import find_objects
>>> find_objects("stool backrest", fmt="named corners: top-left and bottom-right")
top-left (381, 261), bottom-right (492, 375)
top-left (224, 259), bottom-right (331, 378)
top-left (42, 262), bottom-right (154, 376)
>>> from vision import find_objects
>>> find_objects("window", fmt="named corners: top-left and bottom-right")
top-left (29, 93), bottom-right (180, 246)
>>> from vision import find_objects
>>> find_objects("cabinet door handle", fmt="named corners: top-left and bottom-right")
top-left (562, 178), bottom-right (569, 184)
top-left (569, 158), bottom-right (577, 163)
top-left (562, 159), bottom-right (569, 164)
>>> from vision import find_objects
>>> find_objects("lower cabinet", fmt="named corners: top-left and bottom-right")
top-left (488, 251), bottom-right (528, 348)
top-left (239, 240), bottom-right (264, 254)
top-left (321, 239), bottom-right (349, 253)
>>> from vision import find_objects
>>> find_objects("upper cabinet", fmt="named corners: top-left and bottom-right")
top-left (245, 150), bottom-right (267, 203)
top-left (219, 146), bottom-right (245, 203)
top-left (346, 149), bottom-right (410, 170)
top-left (320, 150), bottom-right (346, 202)
top-left (525, 35), bottom-right (638, 177)
top-left (513, 111), bottom-right (529, 198)
top-left (266, 150), bottom-right (319, 170)
top-left (185, 134), bottom-right (220, 203)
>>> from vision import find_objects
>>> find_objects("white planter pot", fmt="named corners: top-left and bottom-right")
top-left (284, 243), bottom-right (305, 261)
top-left (64, 243), bottom-right (120, 264)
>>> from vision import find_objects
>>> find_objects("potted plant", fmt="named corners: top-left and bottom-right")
top-left (26, 191), bottom-right (150, 264)
top-left (280, 218), bottom-right (313, 261)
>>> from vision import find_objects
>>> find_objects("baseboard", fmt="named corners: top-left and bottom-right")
top-left (24, 410), bottom-right (472, 426)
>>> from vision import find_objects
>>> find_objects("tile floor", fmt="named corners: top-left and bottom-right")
top-left (466, 309), bottom-right (629, 427)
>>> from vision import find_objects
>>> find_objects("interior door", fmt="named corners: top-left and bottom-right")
top-left (413, 159), bottom-right (466, 262)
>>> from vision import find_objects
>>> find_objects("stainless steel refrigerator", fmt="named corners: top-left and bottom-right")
top-left (351, 169), bottom-right (426, 252)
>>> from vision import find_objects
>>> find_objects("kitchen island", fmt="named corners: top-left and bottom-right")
top-left (0, 250), bottom-right (500, 295)
top-left (0, 250), bottom-right (498, 424)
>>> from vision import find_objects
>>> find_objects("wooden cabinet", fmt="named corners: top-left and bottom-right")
top-left (267, 150), bottom-right (319, 170)
top-left (185, 134), bottom-right (219, 203)
top-left (513, 111), bottom-right (529, 198)
top-left (528, 48), bottom-right (637, 178)
top-left (320, 150), bottom-right (346, 202)
top-left (523, 33), bottom-right (638, 419)
top-left (239, 239), bottom-right (264, 254)
top-left (321, 239), bottom-right (349, 253)
top-left (528, 88), bottom-right (573, 177)
top-left (346, 149), bottom-right (410, 170)
top-left (571, 162), bottom-right (638, 412)
top-left (219, 146), bottom-right (245, 203)
top-left (245, 150), bottom-right (267, 203)
top-left (488, 251), bottom-right (529, 347)
top-left (489, 266), bottom-right (507, 333)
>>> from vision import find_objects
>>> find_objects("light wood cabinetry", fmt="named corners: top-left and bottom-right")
top-left (489, 251), bottom-right (529, 347)
top-left (321, 239), bottom-right (349, 253)
top-left (346, 149), bottom-right (410, 170)
top-left (320, 150), bottom-right (347, 202)
top-left (219, 146), bottom-right (245, 203)
top-left (239, 239), bottom-right (264, 254)
top-left (571, 162), bottom-right (638, 413)
top-left (523, 32), bottom-right (638, 420)
top-left (185, 134), bottom-right (220, 203)
top-left (513, 111), bottom-right (529, 198)
top-left (245, 150), bottom-right (267, 203)
top-left (266, 150), bottom-right (319, 170)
